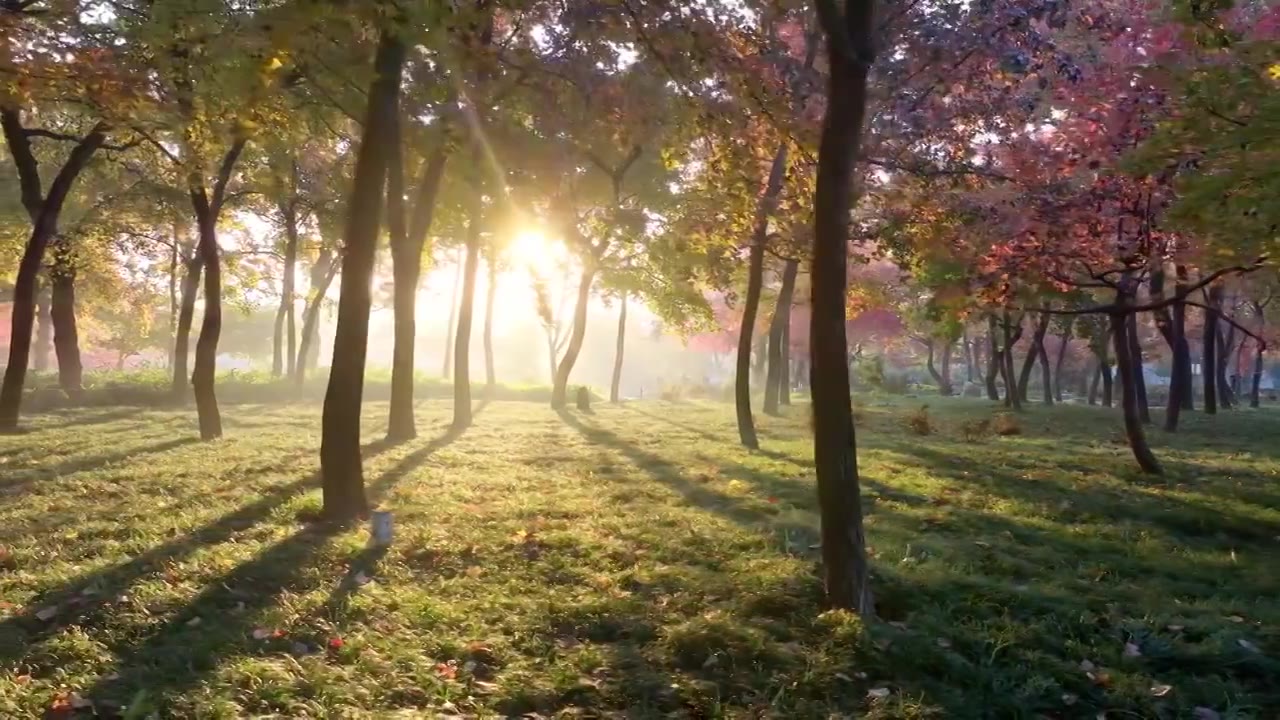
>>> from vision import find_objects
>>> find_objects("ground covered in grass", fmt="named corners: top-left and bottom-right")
top-left (1, 397), bottom-right (1277, 718)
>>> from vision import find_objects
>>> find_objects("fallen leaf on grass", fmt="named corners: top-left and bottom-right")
top-left (252, 628), bottom-right (285, 640)
top-left (1123, 642), bottom-right (1142, 658)
top-left (353, 571), bottom-right (371, 586)
top-left (1079, 659), bottom-right (1096, 672)
top-left (14, 675), bottom-right (31, 686)
top-left (1166, 624), bottom-right (1184, 632)
top-left (1237, 639), bottom-right (1260, 653)
top-left (867, 687), bottom-right (891, 699)
top-left (328, 637), bottom-right (345, 649)
top-left (35, 606), bottom-right (58, 621)
top-left (1150, 683), bottom-right (1172, 697)
top-left (936, 638), bottom-right (952, 648)
top-left (1227, 615), bottom-right (1245, 623)
top-left (1061, 693), bottom-right (1077, 706)
top-left (435, 661), bottom-right (458, 680)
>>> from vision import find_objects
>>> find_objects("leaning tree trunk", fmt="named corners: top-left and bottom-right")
top-left (1001, 311), bottom-right (1022, 411)
top-left (452, 193), bottom-right (483, 429)
top-left (1017, 311), bottom-right (1049, 402)
top-left (810, 0), bottom-right (875, 615)
top-left (49, 252), bottom-right (82, 397)
top-left (1127, 314), bottom-right (1149, 423)
top-left (610, 291), bottom-right (627, 403)
top-left (736, 144), bottom-right (790, 448)
top-left (1203, 286), bottom-right (1221, 414)
top-left (483, 251), bottom-right (497, 394)
top-left (1164, 287), bottom-right (1193, 430)
top-left (963, 329), bottom-right (975, 383)
top-left (190, 204), bottom-right (225, 441)
top-left (320, 30), bottom-right (405, 522)
top-left (0, 119), bottom-right (106, 431)
top-left (172, 256), bottom-right (202, 400)
top-left (940, 339), bottom-right (954, 395)
top-left (295, 259), bottom-right (339, 388)
top-left (1111, 301), bottom-right (1161, 474)
top-left (551, 263), bottom-right (597, 410)
top-left (1037, 332), bottom-right (1052, 405)
top-left (764, 258), bottom-right (799, 416)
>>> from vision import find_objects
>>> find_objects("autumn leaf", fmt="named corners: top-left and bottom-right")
top-left (866, 687), bottom-right (891, 699)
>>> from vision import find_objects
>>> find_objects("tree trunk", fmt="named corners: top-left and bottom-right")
top-left (1088, 362), bottom-right (1100, 405)
top-left (1216, 321), bottom-right (1236, 409)
top-left (172, 256), bottom-right (202, 400)
top-left (1100, 353), bottom-right (1113, 408)
top-left (168, 223), bottom-right (180, 370)
top-left (483, 251), bottom-right (497, 394)
top-left (442, 252), bottom-right (461, 379)
top-left (190, 204), bottom-right (224, 441)
top-left (963, 329), bottom-right (975, 383)
top-left (452, 197), bottom-right (483, 429)
top-left (985, 315), bottom-right (1000, 401)
top-left (811, 2), bottom-right (875, 615)
top-left (610, 291), bottom-right (627, 403)
top-left (940, 339), bottom-right (954, 395)
top-left (295, 257), bottom-right (339, 388)
top-left (1038, 332), bottom-right (1052, 405)
top-left (0, 117), bottom-right (106, 431)
top-left (1001, 311), bottom-right (1022, 411)
top-left (33, 281), bottom-right (51, 372)
top-left (1203, 286), bottom-right (1220, 414)
top-left (1164, 285), bottom-right (1192, 430)
top-left (1017, 311), bottom-right (1049, 402)
top-left (779, 309), bottom-right (792, 406)
top-left (387, 135), bottom-right (448, 441)
top-left (1053, 320), bottom-right (1072, 402)
top-left (1126, 314), bottom-right (1149, 422)
top-left (551, 263), bottom-right (596, 409)
top-left (764, 258), bottom-right (799, 416)
top-left (50, 254), bottom-right (82, 397)
top-left (1112, 302), bottom-right (1161, 474)
top-left (1250, 340), bottom-right (1264, 408)
top-left (320, 31), bottom-right (405, 522)
top-left (272, 205), bottom-right (300, 379)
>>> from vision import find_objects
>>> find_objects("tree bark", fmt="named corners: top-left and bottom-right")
top-left (1203, 285), bottom-right (1221, 414)
top-left (0, 116), bottom-right (107, 431)
top-left (1127, 314), bottom-right (1149, 422)
top-left (1088, 362), bottom-right (1100, 405)
top-left (610, 291), bottom-right (627, 403)
top-left (1017, 312), bottom-right (1048, 402)
top-left (172, 256), bottom-right (202, 400)
top-left (483, 250), bottom-right (497, 394)
top-left (1216, 321), bottom-right (1236, 409)
top-left (1112, 308), bottom-right (1161, 474)
top-left (295, 256), bottom-right (338, 388)
top-left (1052, 319), bottom-right (1072, 402)
top-left (940, 338), bottom-right (954, 396)
top-left (452, 195), bottom-right (483, 429)
top-left (811, 1), bottom-right (875, 615)
top-left (551, 263), bottom-right (596, 409)
top-left (779, 307), bottom-right (792, 406)
top-left (168, 220), bottom-right (181, 370)
top-left (320, 30), bottom-right (405, 522)
top-left (190, 199), bottom-right (225, 441)
top-left (1037, 331), bottom-right (1052, 405)
top-left (963, 329), bottom-right (975, 383)
top-left (33, 280), bottom-right (51, 372)
top-left (1250, 340), bottom-right (1264, 408)
top-left (272, 201), bottom-right (300, 379)
top-left (1001, 310), bottom-right (1022, 410)
top-left (49, 245), bottom-right (82, 397)
top-left (985, 315), bottom-right (1000, 401)
top-left (764, 258), bottom-right (799, 415)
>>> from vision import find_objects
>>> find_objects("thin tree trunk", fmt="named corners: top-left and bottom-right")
top-left (172, 256), bottom-right (201, 400)
top-left (1017, 311), bottom-right (1049, 402)
top-left (1217, 321), bottom-right (1236, 408)
top-left (272, 295), bottom-right (286, 378)
top-left (273, 204), bottom-right (300, 378)
top-left (452, 195), bottom-right (483, 429)
top-left (168, 222), bottom-right (180, 369)
top-left (985, 315), bottom-right (1000, 401)
top-left (779, 308), bottom-right (792, 406)
top-left (1002, 310), bottom-right (1022, 411)
top-left (33, 280), bottom-right (51, 372)
top-left (320, 30), bottom-right (405, 522)
top-left (551, 263), bottom-right (596, 409)
top-left (483, 251), bottom-right (497, 394)
top-left (0, 116), bottom-right (106, 431)
top-left (1088, 362), bottom-right (1100, 405)
top-left (1100, 350), bottom-right (1113, 408)
top-left (1250, 340), bottom-right (1264, 408)
top-left (940, 339), bottom-right (954, 395)
top-left (1053, 320), bottom-right (1072, 402)
top-left (442, 252), bottom-right (461, 379)
top-left (1164, 280), bottom-right (1192, 430)
top-left (1112, 307), bottom-right (1161, 473)
top-left (610, 291), bottom-right (627, 403)
top-left (190, 203), bottom-right (225, 441)
top-left (295, 258), bottom-right (339, 388)
top-left (963, 329), bottom-right (975, 383)
top-left (1203, 286), bottom-right (1220, 414)
top-left (811, 2), bottom-right (875, 615)
top-left (764, 258), bottom-right (799, 416)
top-left (1126, 314), bottom-right (1149, 422)
top-left (49, 248), bottom-right (82, 397)
top-left (1038, 333), bottom-right (1052, 405)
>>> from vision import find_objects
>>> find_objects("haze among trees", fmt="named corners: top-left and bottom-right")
top-left (2, 0), bottom-right (1278, 717)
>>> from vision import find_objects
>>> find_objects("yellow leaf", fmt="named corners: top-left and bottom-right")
top-left (1269, 64), bottom-right (1280, 81)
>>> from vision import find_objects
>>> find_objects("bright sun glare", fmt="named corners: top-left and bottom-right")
top-left (508, 229), bottom-right (565, 277)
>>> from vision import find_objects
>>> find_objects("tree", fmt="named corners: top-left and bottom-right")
top-left (810, 0), bottom-right (877, 615)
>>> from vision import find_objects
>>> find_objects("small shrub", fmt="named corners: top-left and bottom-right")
top-left (960, 418), bottom-right (991, 441)
top-left (659, 385), bottom-right (684, 402)
top-left (993, 412), bottom-right (1021, 436)
top-left (881, 372), bottom-right (911, 395)
top-left (907, 405), bottom-right (932, 435)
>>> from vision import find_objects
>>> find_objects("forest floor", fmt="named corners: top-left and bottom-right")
top-left (1, 396), bottom-right (1277, 719)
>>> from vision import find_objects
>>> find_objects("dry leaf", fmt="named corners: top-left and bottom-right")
top-left (867, 687), bottom-right (891, 699)
top-left (14, 675), bottom-right (31, 686)
top-left (353, 571), bottom-right (371, 586)
top-left (465, 566), bottom-right (483, 578)
top-left (1150, 683), bottom-right (1173, 697)
top-left (1166, 624), bottom-right (1185, 632)
top-left (1237, 638), bottom-right (1260, 653)
top-left (186, 616), bottom-right (202, 627)
top-left (1061, 692), bottom-right (1078, 706)
top-left (35, 606), bottom-right (58, 621)
top-left (936, 638), bottom-right (952, 648)
top-left (1227, 615), bottom-right (1245, 623)
top-left (1192, 708), bottom-right (1221, 720)
top-left (1123, 642), bottom-right (1142, 657)
top-left (1079, 659), bottom-right (1096, 672)
top-left (252, 627), bottom-right (283, 640)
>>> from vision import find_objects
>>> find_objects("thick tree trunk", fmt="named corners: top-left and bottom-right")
top-left (1112, 303), bottom-right (1161, 474)
top-left (50, 259), bottom-right (82, 397)
top-left (1001, 311), bottom-right (1022, 410)
top-left (172, 256), bottom-right (202, 400)
top-left (1250, 341), bottom-right (1264, 408)
top-left (320, 31), bottom-right (405, 522)
top-left (452, 200), bottom-right (483, 428)
top-left (1216, 322), bottom-right (1236, 408)
top-left (1165, 290), bottom-right (1192, 430)
top-left (940, 339), bottom-right (954, 395)
top-left (33, 281), bottom-right (51, 372)
top-left (610, 291), bottom-right (627, 403)
top-left (551, 263), bottom-right (596, 410)
top-left (295, 258), bottom-right (338, 388)
top-left (736, 144), bottom-right (790, 448)
top-left (1127, 314), bottom-right (1149, 423)
top-left (764, 258), bottom-right (799, 416)
top-left (0, 117), bottom-right (106, 431)
top-left (1203, 286), bottom-right (1220, 414)
top-left (442, 253), bottom-right (461, 379)
top-left (483, 252), bottom-right (497, 394)
top-left (190, 205), bottom-right (224, 441)
top-left (985, 316), bottom-right (1000, 401)
top-left (810, 3), bottom-right (875, 615)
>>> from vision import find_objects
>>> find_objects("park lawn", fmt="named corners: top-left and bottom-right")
top-left (0, 396), bottom-right (1277, 719)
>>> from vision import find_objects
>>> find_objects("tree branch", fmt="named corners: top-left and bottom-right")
top-left (211, 138), bottom-right (248, 214)
top-left (1, 108), bottom-right (44, 219)
top-left (1026, 260), bottom-right (1267, 316)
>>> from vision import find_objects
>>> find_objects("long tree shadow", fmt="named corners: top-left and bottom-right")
top-left (623, 405), bottom-right (803, 463)
top-left (366, 426), bottom-right (466, 503)
top-left (0, 438), bottom-right (399, 667)
top-left (0, 436), bottom-right (202, 496)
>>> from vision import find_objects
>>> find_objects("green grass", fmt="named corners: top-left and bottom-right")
top-left (1, 396), bottom-right (1277, 718)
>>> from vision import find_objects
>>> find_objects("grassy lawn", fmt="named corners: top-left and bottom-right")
top-left (1, 397), bottom-right (1277, 718)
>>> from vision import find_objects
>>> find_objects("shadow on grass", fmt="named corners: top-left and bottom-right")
top-left (367, 426), bottom-right (466, 504)
top-left (0, 436), bottom-right (202, 496)
top-left (623, 404), bottom-right (805, 464)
